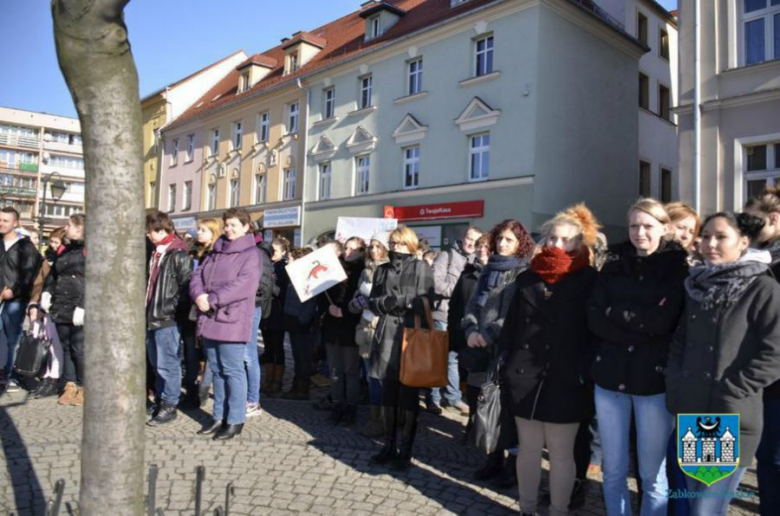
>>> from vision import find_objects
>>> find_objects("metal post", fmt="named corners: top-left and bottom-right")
top-left (37, 175), bottom-right (49, 251)
top-left (147, 463), bottom-right (158, 516)
top-left (195, 466), bottom-right (205, 516)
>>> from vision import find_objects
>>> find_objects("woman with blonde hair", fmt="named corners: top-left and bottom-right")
top-left (500, 204), bottom-right (600, 516)
top-left (368, 226), bottom-right (434, 470)
top-left (192, 219), bottom-right (222, 262)
top-left (587, 198), bottom-right (688, 516)
top-left (665, 202), bottom-right (701, 254)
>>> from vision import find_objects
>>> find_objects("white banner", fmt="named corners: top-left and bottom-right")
top-left (335, 217), bottom-right (397, 244)
top-left (285, 245), bottom-right (347, 302)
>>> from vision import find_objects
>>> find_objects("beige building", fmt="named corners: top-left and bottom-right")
top-left (677, 0), bottom-right (780, 213)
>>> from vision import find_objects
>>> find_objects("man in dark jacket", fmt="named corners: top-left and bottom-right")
top-left (145, 211), bottom-right (193, 425)
top-left (0, 207), bottom-right (42, 394)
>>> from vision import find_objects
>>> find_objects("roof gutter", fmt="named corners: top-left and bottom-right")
top-left (296, 78), bottom-right (310, 245)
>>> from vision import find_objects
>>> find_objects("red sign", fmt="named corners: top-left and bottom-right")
top-left (384, 200), bottom-right (484, 222)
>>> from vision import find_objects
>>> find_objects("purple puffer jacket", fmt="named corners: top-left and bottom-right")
top-left (189, 234), bottom-right (262, 343)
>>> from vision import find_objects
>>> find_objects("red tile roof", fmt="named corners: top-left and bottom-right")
top-left (282, 31), bottom-right (328, 50)
top-left (237, 55), bottom-right (278, 70)
top-left (166, 0), bottom-right (639, 131)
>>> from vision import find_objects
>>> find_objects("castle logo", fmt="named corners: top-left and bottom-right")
top-left (677, 414), bottom-right (740, 486)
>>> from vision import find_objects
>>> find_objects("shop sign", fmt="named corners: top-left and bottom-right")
top-left (384, 200), bottom-right (484, 222)
top-left (172, 217), bottom-right (197, 232)
top-left (264, 206), bottom-right (301, 228)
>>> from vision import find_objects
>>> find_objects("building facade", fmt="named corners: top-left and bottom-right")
top-left (0, 106), bottom-right (84, 236)
top-left (677, 0), bottom-right (780, 213)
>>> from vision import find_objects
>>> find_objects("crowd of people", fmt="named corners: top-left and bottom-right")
top-left (0, 185), bottom-right (779, 515)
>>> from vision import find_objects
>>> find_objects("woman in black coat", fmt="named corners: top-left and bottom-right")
top-left (41, 214), bottom-right (86, 407)
top-left (500, 204), bottom-right (599, 516)
top-left (587, 199), bottom-right (688, 516)
top-left (666, 212), bottom-right (780, 515)
top-left (368, 226), bottom-right (434, 470)
top-left (260, 237), bottom-right (290, 395)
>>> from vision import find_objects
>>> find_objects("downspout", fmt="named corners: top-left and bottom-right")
top-left (296, 78), bottom-right (310, 245)
top-left (693, 0), bottom-right (701, 212)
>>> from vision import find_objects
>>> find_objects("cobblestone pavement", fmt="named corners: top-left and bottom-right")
top-left (0, 344), bottom-right (762, 515)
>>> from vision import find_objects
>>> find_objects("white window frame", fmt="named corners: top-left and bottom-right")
top-left (290, 53), bottom-right (300, 73)
top-left (355, 155), bottom-right (370, 195)
top-left (240, 71), bottom-right (250, 92)
top-left (258, 112), bottom-right (270, 143)
top-left (207, 183), bottom-right (217, 211)
top-left (232, 121), bottom-right (242, 151)
top-left (469, 133), bottom-right (490, 182)
top-left (371, 16), bottom-right (381, 38)
top-left (168, 183), bottom-right (176, 213)
top-left (283, 168), bottom-right (297, 200)
top-left (288, 102), bottom-right (299, 134)
top-left (475, 35), bottom-right (494, 77)
top-left (403, 146), bottom-right (420, 189)
top-left (186, 134), bottom-right (195, 162)
top-left (360, 75), bottom-right (373, 110)
top-left (229, 178), bottom-right (240, 208)
top-left (324, 88), bottom-right (336, 119)
top-left (211, 128), bottom-right (220, 156)
top-left (254, 174), bottom-right (267, 204)
top-left (741, 0), bottom-right (780, 66)
top-left (744, 141), bottom-right (780, 202)
top-left (319, 162), bottom-right (332, 200)
top-left (183, 180), bottom-right (192, 211)
top-left (408, 58), bottom-right (423, 96)
top-left (171, 139), bottom-right (179, 166)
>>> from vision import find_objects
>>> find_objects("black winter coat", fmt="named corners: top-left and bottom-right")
top-left (588, 240), bottom-right (688, 395)
top-left (368, 253), bottom-right (434, 381)
top-left (43, 241), bottom-right (85, 325)
top-left (447, 261), bottom-right (483, 353)
top-left (666, 274), bottom-right (780, 460)
top-left (255, 242), bottom-right (274, 319)
top-left (500, 267), bottom-right (597, 423)
top-left (320, 259), bottom-right (365, 347)
top-left (0, 236), bottom-right (41, 303)
top-left (146, 239), bottom-right (193, 331)
top-left (764, 241), bottom-right (780, 400)
top-left (262, 258), bottom-right (289, 331)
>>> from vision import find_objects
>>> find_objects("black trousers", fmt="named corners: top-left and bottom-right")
top-left (56, 324), bottom-right (84, 386)
top-left (260, 327), bottom-right (286, 366)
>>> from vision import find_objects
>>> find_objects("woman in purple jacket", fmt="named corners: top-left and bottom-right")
top-left (190, 208), bottom-right (262, 440)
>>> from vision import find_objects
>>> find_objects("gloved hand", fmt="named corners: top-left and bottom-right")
top-left (381, 295), bottom-right (408, 312)
top-left (40, 292), bottom-right (52, 312)
top-left (73, 307), bottom-right (85, 327)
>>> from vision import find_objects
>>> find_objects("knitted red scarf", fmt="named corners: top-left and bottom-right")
top-left (531, 246), bottom-right (590, 285)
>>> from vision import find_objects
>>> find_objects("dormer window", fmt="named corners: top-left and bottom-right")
top-left (235, 56), bottom-right (277, 91)
top-left (370, 16), bottom-right (381, 38)
top-left (282, 31), bottom-right (327, 74)
top-left (239, 71), bottom-right (250, 92)
top-left (360, 2), bottom-right (406, 42)
top-left (289, 53), bottom-right (300, 74)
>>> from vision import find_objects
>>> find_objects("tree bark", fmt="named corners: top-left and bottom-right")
top-left (52, 1), bottom-right (145, 513)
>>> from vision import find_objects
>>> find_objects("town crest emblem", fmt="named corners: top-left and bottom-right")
top-left (677, 414), bottom-right (740, 486)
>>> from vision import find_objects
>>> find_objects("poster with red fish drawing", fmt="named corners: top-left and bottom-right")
top-left (285, 245), bottom-right (347, 302)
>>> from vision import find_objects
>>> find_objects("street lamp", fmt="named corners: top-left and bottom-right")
top-left (37, 172), bottom-right (67, 251)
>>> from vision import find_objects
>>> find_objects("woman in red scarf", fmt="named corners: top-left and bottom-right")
top-left (498, 204), bottom-right (600, 516)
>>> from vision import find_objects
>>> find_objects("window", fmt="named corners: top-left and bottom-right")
top-left (254, 174), bottom-right (266, 204)
top-left (183, 181), bottom-right (192, 211)
top-left (639, 161), bottom-right (652, 197)
top-left (288, 102), bottom-right (299, 134)
top-left (637, 12), bottom-right (648, 45)
top-left (232, 122), bottom-right (242, 151)
top-left (661, 168), bottom-right (673, 202)
top-left (748, 144), bottom-right (768, 171)
top-left (475, 36), bottom-right (494, 77)
top-left (408, 58), bottom-right (423, 96)
top-left (659, 29), bottom-right (670, 60)
top-left (207, 183), bottom-right (217, 211)
top-left (659, 84), bottom-right (671, 120)
top-left (324, 88), bottom-right (336, 119)
top-left (403, 146), bottom-right (420, 189)
top-left (745, 142), bottom-right (780, 200)
top-left (360, 75), bottom-right (373, 110)
top-left (149, 182), bottom-right (157, 206)
top-left (290, 53), bottom-right (300, 73)
top-left (639, 73), bottom-right (650, 110)
top-left (283, 168), bottom-right (297, 200)
top-left (743, 0), bottom-right (780, 65)
top-left (168, 184), bottom-right (176, 213)
top-left (355, 156), bottom-right (370, 194)
top-left (211, 128), bottom-right (220, 156)
top-left (371, 16), bottom-right (381, 38)
top-left (49, 154), bottom-right (84, 170)
top-left (469, 134), bottom-right (490, 181)
top-left (258, 113), bottom-right (270, 142)
top-left (240, 71), bottom-right (250, 92)
top-left (229, 178), bottom-right (240, 207)
top-left (187, 134), bottom-right (195, 162)
top-left (319, 162), bottom-right (332, 200)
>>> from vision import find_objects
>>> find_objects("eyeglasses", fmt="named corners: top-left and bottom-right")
top-left (389, 240), bottom-right (406, 247)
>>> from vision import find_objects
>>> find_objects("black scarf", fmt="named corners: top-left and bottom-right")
top-left (685, 249), bottom-right (770, 310)
top-left (475, 254), bottom-right (526, 307)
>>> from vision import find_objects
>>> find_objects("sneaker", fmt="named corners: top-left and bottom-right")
top-left (246, 403), bottom-right (262, 418)
top-left (446, 400), bottom-right (470, 416)
top-left (34, 379), bottom-right (58, 399)
top-left (310, 373), bottom-right (332, 388)
top-left (6, 380), bottom-right (20, 393)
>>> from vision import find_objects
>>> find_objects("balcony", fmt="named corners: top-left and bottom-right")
top-left (43, 139), bottom-right (83, 154)
top-left (0, 133), bottom-right (40, 149)
top-left (0, 163), bottom-right (38, 174)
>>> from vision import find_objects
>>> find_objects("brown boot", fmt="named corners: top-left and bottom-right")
top-left (270, 365), bottom-right (285, 395)
top-left (361, 405), bottom-right (384, 437)
top-left (70, 386), bottom-right (84, 407)
top-left (58, 382), bottom-right (78, 405)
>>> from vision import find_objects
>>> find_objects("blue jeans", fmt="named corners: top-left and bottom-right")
top-left (146, 326), bottom-right (183, 405)
top-left (244, 307), bottom-right (262, 405)
top-left (430, 321), bottom-right (462, 406)
top-left (363, 358), bottom-right (382, 405)
top-left (0, 301), bottom-right (26, 380)
top-left (758, 398), bottom-right (780, 516)
top-left (595, 385), bottom-right (673, 516)
top-left (204, 338), bottom-right (247, 425)
top-left (682, 466), bottom-right (747, 516)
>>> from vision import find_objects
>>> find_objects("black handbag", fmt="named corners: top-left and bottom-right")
top-left (470, 353), bottom-right (506, 454)
top-left (13, 321), bottom-right (51, 378)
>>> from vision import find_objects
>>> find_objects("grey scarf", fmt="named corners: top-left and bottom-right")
top-left (685, 249), bottom-right (771, 310)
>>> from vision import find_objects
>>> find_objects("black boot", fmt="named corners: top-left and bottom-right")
top-left (340, 404), bottom-right (357, 426)
top-left (197, 418), bottom-right (223, 435)
top-left (473, 450), bottom-right (504, 481)
top-left (371, 406), bottom-right (398, 465)
top-left (494, 453), bottom-right (517, 488)
top-left (392, 410), bottom-right (418, 471)
top-left (214, 423), bottom-right (244, 440)
top-left (331, 403), bottom-right (345, 424)
top-left (147, 401), bottom-right (177, 426)
top-left (34, 379), bottom-right (58, 399)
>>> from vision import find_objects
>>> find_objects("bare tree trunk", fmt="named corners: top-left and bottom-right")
top-left (52, 1), bottom-right (145, 513)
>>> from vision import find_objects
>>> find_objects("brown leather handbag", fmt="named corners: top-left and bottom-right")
top-left (399, 297), bottom-right (449, 388)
